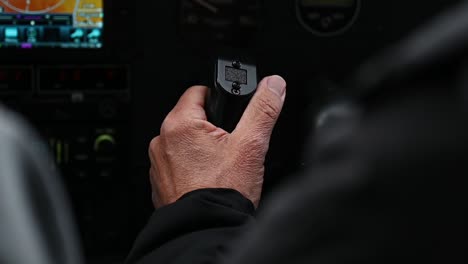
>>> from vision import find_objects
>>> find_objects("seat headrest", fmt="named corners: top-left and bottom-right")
top-left (0, 106), bottom-right (83, 264)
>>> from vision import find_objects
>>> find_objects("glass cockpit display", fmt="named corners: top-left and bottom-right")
top-left (0, 0), bottom-right (103, 48)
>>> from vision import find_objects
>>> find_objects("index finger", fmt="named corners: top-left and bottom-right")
top-left (171, 85), bottom-right (208, 120)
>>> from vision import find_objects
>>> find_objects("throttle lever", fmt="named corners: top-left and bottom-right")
top-left (205, 57), bottom-right (258, 132)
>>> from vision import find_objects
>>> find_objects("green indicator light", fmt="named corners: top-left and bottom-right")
top-left (94, 134), bottom-right (115, 151)
top-left (56, 140), bottom-right (62, 165)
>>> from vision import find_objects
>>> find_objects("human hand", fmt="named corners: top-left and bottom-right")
top-left (149, 75), bottom-right (286, 208)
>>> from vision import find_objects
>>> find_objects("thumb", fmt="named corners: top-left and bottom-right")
top-left (233, 75), bottom-right (286, 141)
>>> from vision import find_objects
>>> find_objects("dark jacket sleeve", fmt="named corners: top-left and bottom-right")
top-left (125, 188), bottom-right (255, 264)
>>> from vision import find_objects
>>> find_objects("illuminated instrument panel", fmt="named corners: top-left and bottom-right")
top-left (0, 0), bottom-right (134, 261)
top-left (0, 0), bottom-right (103, 48)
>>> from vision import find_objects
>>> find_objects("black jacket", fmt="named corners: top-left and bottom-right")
top-left (126, 89), bottom-right (468, 264)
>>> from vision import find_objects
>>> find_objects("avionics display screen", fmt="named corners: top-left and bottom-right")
top-left (0, 0), bottom-right (103, 49)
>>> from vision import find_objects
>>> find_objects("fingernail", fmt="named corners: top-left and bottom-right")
top-left (267, 75), bottom-right (286, 97)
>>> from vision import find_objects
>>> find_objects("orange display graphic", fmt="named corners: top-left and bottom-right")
top-left (0, 0), bottom-right (103, 27)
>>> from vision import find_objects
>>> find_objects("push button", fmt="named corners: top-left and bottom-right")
top-left (0, 67), bottom-right (33, 92)
top-left (38, 65), bottom-right (129, 92)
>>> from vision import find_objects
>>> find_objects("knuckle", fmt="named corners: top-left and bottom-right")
top-left (255, 96), bottom-right (280, 122)
top-left (188, 118), bottom-right (205, 129)
top-left (148, 137), bottom-right (160, 156)
top-left (190, 119), bottom-right (215, 132)
top-left (161, 114), bottom-right (181, 137)
top-left (149, 137), bottom-right (159, 149)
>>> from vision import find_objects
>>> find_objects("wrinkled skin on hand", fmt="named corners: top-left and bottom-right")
top-left (149, 75), bottom-right (286, 208)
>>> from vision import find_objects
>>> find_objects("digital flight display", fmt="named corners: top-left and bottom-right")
top-left (0, 0), bottom-right (103, 49)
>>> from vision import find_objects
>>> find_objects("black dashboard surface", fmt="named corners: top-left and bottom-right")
top-left (0, 0), bottom-right (462, 263)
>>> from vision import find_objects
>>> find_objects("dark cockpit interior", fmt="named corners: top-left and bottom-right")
top-left (0, 0), bottom-right (464, 263)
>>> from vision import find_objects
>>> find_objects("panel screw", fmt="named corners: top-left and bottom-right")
top-left (231, 88), bottom-right (241, 95)
top-left (232, 60), bottom-right (241, 69)
top-left (232, 81), bottom-right (241, 89)
top-left (232, 82), bottom-right (241, 95)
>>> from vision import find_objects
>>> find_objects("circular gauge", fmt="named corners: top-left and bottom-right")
top-left (0, 0), bottom-right (65, 14)
top-left (296, 0), bottom-right (361, 36)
